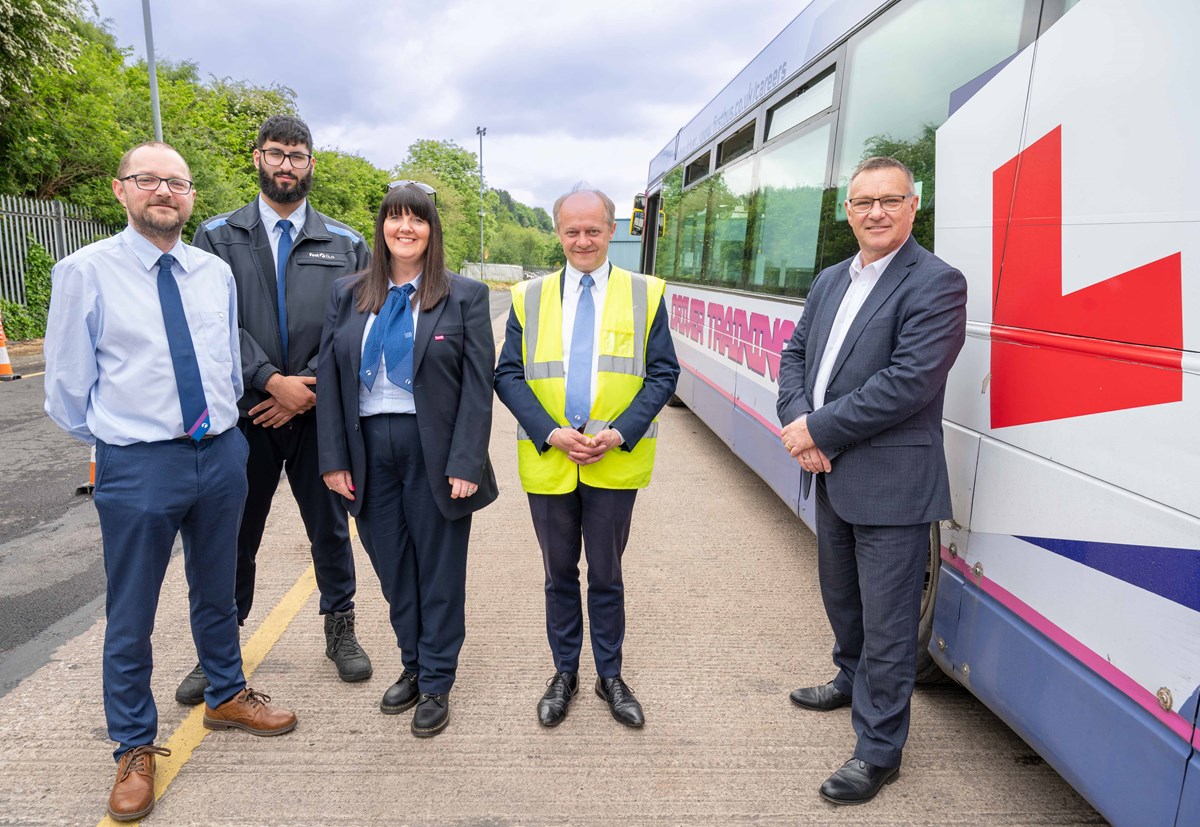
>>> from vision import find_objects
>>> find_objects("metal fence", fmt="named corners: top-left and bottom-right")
top-left (0, 195), bottom-right (119, 303)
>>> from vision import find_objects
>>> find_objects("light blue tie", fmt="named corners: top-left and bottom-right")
top-left (564, 273), bottom-right (595, 428)
top-left (276, 219), bottom-right (293, 370)
top-left (360, 283), bottom-right (416, 391)
top-left (156, 254), bottom-right (211, 440)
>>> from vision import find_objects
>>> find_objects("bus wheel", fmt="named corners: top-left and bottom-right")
top-left (915, 522), bottom-right (948, 685)
top-left (666, 394), bottom-right (686, 408)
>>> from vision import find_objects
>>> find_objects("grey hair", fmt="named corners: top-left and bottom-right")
top-left (849, 156), bottom-right (915, 191)
top-left (552, 183), bottom-right (616, 228)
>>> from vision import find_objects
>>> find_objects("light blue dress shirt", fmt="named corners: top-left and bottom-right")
top-left (43, 226), bottom-right (243, 446)
top-left (358, 275), bottom-right (420, 417)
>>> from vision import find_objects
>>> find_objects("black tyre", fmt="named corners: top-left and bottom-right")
top-left (915, 522), bottom-right (948, 685)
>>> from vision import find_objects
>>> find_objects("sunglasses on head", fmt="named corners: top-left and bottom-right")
top-left (388, 180), bottom-right (437, 205)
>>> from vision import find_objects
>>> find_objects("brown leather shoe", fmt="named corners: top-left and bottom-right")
top-left (107, 744), bottom-right (170, 822)
top-left (203, 687), bottom-right (297, 736)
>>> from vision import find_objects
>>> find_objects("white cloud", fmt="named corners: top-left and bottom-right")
top-left (92, 0), bottom-right (801, 211)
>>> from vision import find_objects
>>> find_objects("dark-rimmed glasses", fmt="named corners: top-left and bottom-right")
top-left (259, 148), bottom-right (313, 169)
top-left (119, 174), bottom-right (194, 195)
top-left (846, 195), bottom-right (913, 214)
top-left (388, 180), bottom-right (437, 204)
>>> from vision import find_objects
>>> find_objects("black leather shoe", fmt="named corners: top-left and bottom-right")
top-left (537, 672), bottom-right (579, 727)
top-left (380, 671), bottom-right (419, 714)
top-left (175, 663), bottom-right (208, 706)
top-left (595, 676), bottom-right (645, 728)
top-left (790, 681), bottom-right (851, 711)
top-left (324, 610), bottom-right (373, 682)
top-left (411, 693), bottom-right (449, 737)
top-left (819, 758), bottom-right (899, 805)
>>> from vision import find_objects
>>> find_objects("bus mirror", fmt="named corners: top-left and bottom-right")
top-left (630, 194), bottom-right (647, 236)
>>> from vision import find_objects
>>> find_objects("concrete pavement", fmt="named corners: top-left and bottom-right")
top-left (0, 315), bottom-right (1104, 825)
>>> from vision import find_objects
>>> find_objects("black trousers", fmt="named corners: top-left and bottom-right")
top-left (815, 474), bottom-right (929, 769)
top-left (237, 414), bottom-right (355, 623)
top-left (356, 414), bottom-right (470, 695)
top-left (528, 483), bottom-right (637, 678)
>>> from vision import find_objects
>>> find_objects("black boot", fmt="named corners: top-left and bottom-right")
top-left (174, 663), bottom-right (208, 706)
top-left (324, 610), bottom-right (373, 682)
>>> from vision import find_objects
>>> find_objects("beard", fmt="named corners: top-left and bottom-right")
top-left (258, 164), bottom-right (313, 204)
top-left (129, 199), bottom-right (190, 242)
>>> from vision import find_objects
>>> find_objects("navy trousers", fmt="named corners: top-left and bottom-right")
top-left (237, 414), bottom-right (355, 622)
top-left (815, 475), bottom-right (929, 768)
top-left (356, 414), bottom-right (469, 695)
top-left (93, 429), bottom-right (248, 760)
top-left (528, 483), bottom-right (637, 678)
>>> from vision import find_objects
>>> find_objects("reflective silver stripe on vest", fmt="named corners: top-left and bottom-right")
top-left (522, 276), bottom-right (565, 380)
top-left (515, 421), bottom-right (658, 441)
top-left (596, 272), bottom-right (649, 378)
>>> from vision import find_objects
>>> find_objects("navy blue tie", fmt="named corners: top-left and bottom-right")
top-left (276, 219), bottom-right (293, 371)
top-left (565, 273), bottom-right (595, 428)
top-left (360, 283), bottom-right (416, 391)
top-left (156, 254), bottom-right (211, 440)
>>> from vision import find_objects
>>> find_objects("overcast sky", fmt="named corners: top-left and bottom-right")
top-left (88, 0), bottom-right (806, 214)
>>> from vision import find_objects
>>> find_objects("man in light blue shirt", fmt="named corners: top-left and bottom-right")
top-left (43, 141), bottom-right (297, 823)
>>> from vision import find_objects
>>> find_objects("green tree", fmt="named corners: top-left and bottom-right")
top-left (0, 0), bottom-right (81, 109)
top-left (0, 240), bottom-right (53, 339)
top-left (309, 149), bottom-right (389, 241)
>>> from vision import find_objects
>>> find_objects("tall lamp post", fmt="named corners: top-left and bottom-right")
top-left (476, 126), bottom-right (486, 277)
top-left (141, 0), bottom-right (163, 141)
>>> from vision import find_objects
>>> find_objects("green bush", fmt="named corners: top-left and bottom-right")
top-left (1, 241), bottom-right (54, 341)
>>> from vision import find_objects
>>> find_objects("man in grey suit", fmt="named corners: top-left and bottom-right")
top-left (776, 156), bottom-right (967, 805)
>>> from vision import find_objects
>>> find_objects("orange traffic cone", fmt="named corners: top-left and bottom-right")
top-left (0, 307), bottom-right (21, 381)
top-left (75, 445), bottom-right (96, 495)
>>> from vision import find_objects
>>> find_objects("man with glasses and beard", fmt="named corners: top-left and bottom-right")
top-left (177, 115), bottom-right (374, 706)
top-left (44, 142), bottom-right (297, 822)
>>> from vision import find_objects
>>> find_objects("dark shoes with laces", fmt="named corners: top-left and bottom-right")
top-left (595, 676), bottom-right (645, 728)
top-left (411, 692), bottom-right (449, 737)
top-left (380, 671), bottom-right (419, 714)
top-left (324, 609), bottom-right (373, 682)
top-left (174, 609), bottom-right (372, 706)
top-left (537, 671), bottom-right (579, 727)
top-left (175, 662), bottom-right (208, 706)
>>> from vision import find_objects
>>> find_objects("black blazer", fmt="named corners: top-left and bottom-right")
top-left (317, 272), bottom-right (498, 520)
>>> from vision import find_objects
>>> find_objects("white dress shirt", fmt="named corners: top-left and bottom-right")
top-left (561, 259), bottom-right (610, 401)
top-left (359, 276), bottom-right (421, 416)
top-left (43, 226), bottom-right (242, 445)
top-left (258, 195), bottom-right (307, 269)
top-left (812, 244), bottom-right (904, 410)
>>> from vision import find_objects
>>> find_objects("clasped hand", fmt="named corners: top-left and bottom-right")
top-left (550, 427), bottom-right (622, 466)
top-left (780, 415), bottom-right (832, 474)
top-left (250, 374), bottom-right (317, 427)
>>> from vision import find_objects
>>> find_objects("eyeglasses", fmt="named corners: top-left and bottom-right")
top-left (846, 195), bottom-right (913, 214)
top-left (259, 148), bottom-right (313, 169)
top-left (119, 174), bottom-right (194, 195)
top-left (388, 180), bottom-right (437, 204)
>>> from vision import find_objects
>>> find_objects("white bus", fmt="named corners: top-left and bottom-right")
top-left (636, 1), bottom-right (1200, 824)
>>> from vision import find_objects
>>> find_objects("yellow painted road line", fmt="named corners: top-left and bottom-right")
top-left (96, 519), bottom-right (360, 824)
top-left (10, 370), bottom-right (42, 378)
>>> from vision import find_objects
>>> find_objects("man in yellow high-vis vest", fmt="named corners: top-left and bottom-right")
top-left (495, 186), bottom-right (679, 730)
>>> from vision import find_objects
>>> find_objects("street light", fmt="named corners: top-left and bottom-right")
top-left (141, 0), bottom-right (163, 141)
top-left (476, 126), bottom-right (486, 278)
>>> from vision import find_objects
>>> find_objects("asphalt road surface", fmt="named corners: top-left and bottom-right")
top-left (0, 289), bottom-right (515, 698)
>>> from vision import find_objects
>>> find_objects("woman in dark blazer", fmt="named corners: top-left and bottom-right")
top-left (317, 182), bottom-right (497, 738)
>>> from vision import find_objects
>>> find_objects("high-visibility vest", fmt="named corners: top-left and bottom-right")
top-left (512, 266), bottom-right (666, 494)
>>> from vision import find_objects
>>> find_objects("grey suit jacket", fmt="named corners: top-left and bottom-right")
top-left (776, 235), bottom-right (967, 526)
